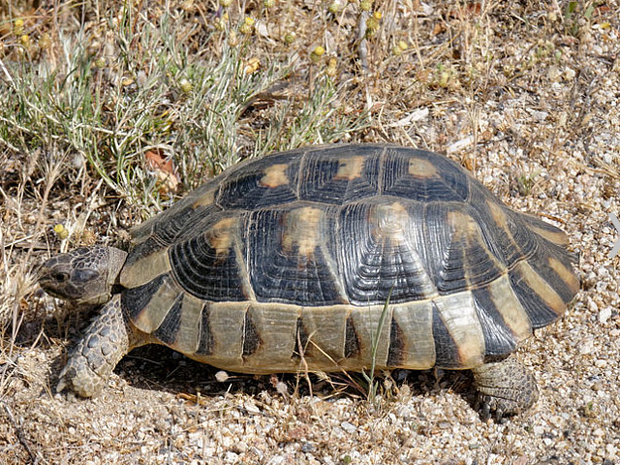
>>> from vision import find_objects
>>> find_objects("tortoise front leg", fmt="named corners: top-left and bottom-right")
top-left (57, 294), bottom-right (146, 397)
top-left (471, 355), bottom-right (539, 421)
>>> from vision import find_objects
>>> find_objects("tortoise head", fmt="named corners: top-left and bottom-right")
top-left (38, 246), bottom-right (128, 305)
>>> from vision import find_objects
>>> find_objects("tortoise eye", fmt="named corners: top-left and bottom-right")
top-left (52, 271), bottom-right (70, 282)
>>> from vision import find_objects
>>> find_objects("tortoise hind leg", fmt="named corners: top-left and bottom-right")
top-left (471, 355), bottom-right (539, 421)
top-left (57, 294), bottom-right (147, 397)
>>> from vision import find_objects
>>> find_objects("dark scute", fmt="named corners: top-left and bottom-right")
top-left (432, 303), bottom-right (461, 368)
top-left (472, 288), bottom-right (518, 358)
top-left (122, 274), bottom-right (167, 321)
top-left (299, 145), bottom-right (381, 204)
top-left (386, 317), bottom-right (406, 367)
top-left (344, 315), bottom-right (361, 358)
top-left (294, 317), bottom-right (310, 359)
top-left (216, 154), bottom-right (300, 209)
top-left (520, 212), bottom-right (570, 248)
top-left (170, 222), bottom-right (247, 302)
top-left (506, 213), bottom-right (542, 264)
top-left (434, 222), bottom-right (468, 293)
top-left (423, 202), bottom-right (524, 294)
top-left (152, 294), bottom-right (184, 345)
top-left (125, 236), bottom-right (166, 269)
top-left (247, 208), bottom-right (345, 305)
top-left (438, 207), bottom-right (509, 293)
top-left (338, 201), bottom-right (434, 305)
top-left (509, 270), bottom-right (561, 328)
top-left (524, 246), bottom-right (578, 304)
top-left (130, 171), bottom-right (222, 237)
top-left (196, 304), bottom-right (214, 355)
top-left (466, 193), bottom-right (524, 267)
top-left (416, 202), bottom-right (453, 287)
top-left (381, 148), bottom-right (469, 201)
top-left (242, 310), bottom-right (261, 357)
top-left (126, 204), bottom-right (220, 270)
top-left (156, 204), bottom-right (212, 244)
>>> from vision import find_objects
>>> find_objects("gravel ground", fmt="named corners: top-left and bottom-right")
top-left (1, 1), bottom-right (620, 464)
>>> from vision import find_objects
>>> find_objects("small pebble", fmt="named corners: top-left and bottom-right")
top-left (341, 421), bottom-right (356, 433)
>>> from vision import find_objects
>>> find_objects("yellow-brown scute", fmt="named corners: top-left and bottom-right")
top-left (132, 274), bottom-right (182, 333)
top-left (486, 200), bottom-right (508, 230)
top-left (513, 261), bottom-right (565, 316)
top-left (334, 155), bottom-right (365, 180)
top-left (531, 225), bottom-right (569, 247)
top-left (485, 275), bottom-right (531, 340)
top-left (434, 291), bottom-right (486, 367)
top-left (207, 217), bottom-right (237, 259)
top-left (121, 248), bottom-right (172, 289)
top-left (408, 157), bottom-right (439, 178)
top-left (281, 207), bottom-right (324, 257)
top-left (191, 188), bottom-right (216, 208)
top-left (447, 210), bottom-right (479, 238)
top-left (372, 202), bottom-right (409, 241)
top-left (260, 164), bottom-right (289, 188)
top-left (169, 294), bottom-right (204, 354)
top-left (547, 256), bottom-right (580, 296)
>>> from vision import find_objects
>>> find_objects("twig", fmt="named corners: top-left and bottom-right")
top-left (357, 11), bottom-right (369, 72)
top-left (1, 400), bottom-right (41, 464)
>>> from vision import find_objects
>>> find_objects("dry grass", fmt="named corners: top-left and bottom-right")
top-left (1, 0), bottom-right (620, 463)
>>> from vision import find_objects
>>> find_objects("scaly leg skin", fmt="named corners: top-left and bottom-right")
top-left (471, 355), bottom-right (539, 421)
top-left (57, 294), bottom-right (145, 397)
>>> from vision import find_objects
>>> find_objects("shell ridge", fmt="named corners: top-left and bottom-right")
top-left (377, 145), bottom-right (389, 194)
top-left (235, 213), bottom-right (256, 301)
top-left (296, 147), bottom-right (309, 201)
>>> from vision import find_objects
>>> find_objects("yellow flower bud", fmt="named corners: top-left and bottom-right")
top-left (94, 57), bottom-right (106, 68)
top-left (328, 1), bottom-right (342, 14)
top-left (284, 32), bottom-right (296, 44)
top-left (179, 78), bottom-right (193, 93)
top-left (310, 46), bottom-right (325, 63)
top-left (245, 57), bottom-right (260, 74)
top-left (54, 224), bottom-right (69, 240)
top-left (214, 17), bottom-right (226, 30)
top-left (13, 18), bottom-right (24, 36)
top-left (240, 17), bottom-right (255, 34)
top-left (326, 58), bottom-right (338, 77)
top-left (393, 40), bottom-right (408, 56)
top-left (366, 16), bottom-right (379, 33)
top-left (360, 0), bottom-right (373, 11)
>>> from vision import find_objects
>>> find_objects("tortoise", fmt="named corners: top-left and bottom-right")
top-left (38, 144), bottom-right (579, 418)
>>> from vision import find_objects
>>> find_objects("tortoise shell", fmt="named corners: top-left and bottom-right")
top-left (119, 144), bottom-right (579, 374)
